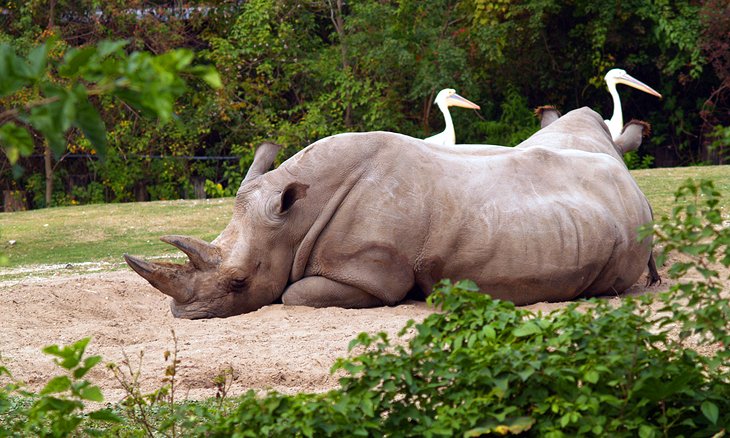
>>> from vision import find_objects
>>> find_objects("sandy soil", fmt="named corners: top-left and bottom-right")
top-left (0, 263), bottom-right (715, 404)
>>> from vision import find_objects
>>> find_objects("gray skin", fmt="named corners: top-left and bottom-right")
top-left (614, 120), bottom-right (651, 154)
top-left (534, 105), bottom-right (562, 129)
top-left (125, 107), bottom-right (655, 319)
top-left (520, 108), bottom-right (660, 285)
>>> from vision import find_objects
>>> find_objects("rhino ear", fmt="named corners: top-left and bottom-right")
top-left (534, 105), bottom-right (561, 129)
top-left (240, 142), bottom-right (282, 188)
top-left (279, 182), bottom-right (309, 214)
top-left (615, 119), bottom-right (651, 154)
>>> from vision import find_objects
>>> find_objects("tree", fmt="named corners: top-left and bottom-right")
top-left (0, 37), bottom-right (221, 205)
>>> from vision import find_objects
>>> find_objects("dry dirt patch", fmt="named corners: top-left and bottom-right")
top-left (0, 264), bottom-right (719, 404)
top-left (1, 272), bottom-right (434, 402)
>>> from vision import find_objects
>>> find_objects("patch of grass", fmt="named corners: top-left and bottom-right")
top-left (631, 165), bottom-right (730, 218)
top-left (1, 198), bottom-right (233, 271)
top-left (1, 166), bottom-right (729, 277)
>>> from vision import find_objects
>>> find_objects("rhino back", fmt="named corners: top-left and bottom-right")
top-left (517, 107), bottom-right (625, 163)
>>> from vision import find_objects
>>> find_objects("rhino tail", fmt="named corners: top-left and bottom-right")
top-left (645, 251), bottom-right (661, 287)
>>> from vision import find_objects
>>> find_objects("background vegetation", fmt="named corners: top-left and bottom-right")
top-left (0, 0), bottom-right (728, 210)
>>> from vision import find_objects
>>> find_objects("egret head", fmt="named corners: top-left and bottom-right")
top-left (604, 69), bottom-right (662, 98)
top-left (434, 88), bottom-right (481, 110)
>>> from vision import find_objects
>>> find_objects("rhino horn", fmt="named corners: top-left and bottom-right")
top-left (160, 235), bottom-right (220, 270)
top-left (240, 142), bottom-right (282, 187)
top-left (123, 254), bottom-right (193, 303)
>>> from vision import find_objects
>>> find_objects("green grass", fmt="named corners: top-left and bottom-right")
top-left (1, 165), bottom-right (729, 278)
top-left (1, 198), bottom-right (233, 273)
top-left (631, 165), bottom-right (730, 217)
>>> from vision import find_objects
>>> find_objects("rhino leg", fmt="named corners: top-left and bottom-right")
top-left (282, 276), bottom-right (385, 309)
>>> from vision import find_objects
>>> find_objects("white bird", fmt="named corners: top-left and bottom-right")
top-left (425, 88), bottom-right (480, 146)
top-left (604, 68), bottom-right (662, 140)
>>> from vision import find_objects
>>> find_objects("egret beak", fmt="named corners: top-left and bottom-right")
top-left (615, 72), bottom-right (662, 99)
top-left (446, 93), bottom-right (481, 110)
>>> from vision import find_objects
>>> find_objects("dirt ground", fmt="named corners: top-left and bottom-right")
top-left (0, 263), bottom-right (715, 404)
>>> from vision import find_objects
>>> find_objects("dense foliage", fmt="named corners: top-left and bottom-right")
top-left (0, 0), bottom-right (728, 209)
top-left (1, 179), bottom-right (729, 436)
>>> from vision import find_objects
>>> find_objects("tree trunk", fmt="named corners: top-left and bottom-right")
top-left (42, 1), bottom-right (57, 208)
top-left (3, 190), bottom-right (27, 212)
top-left (422, 91), bottom-right (436, 134)
top-left (329, 0), bottom-right (352, 128)
top-left (48, 0), bottom-right (56, 28)
top-left (44, 144), bottom-right (53, 207)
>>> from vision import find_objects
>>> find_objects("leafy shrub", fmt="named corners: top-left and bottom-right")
top-left (475, 86), bottom-right (540, 146)
top-left (623, 150), bottom-right (655, 170)
top-left (71, 181), bottom-right (105, 205)
top-left (23, 171), bottom-right (74, 209)
top-left (0, 338), bottom-right (120, 436)
top-left (189, 281), bottom-right (727, 437)
top-left (641, 178), bottom-right (730, 355)
top-left (204, 179), bottom-right (226, 198)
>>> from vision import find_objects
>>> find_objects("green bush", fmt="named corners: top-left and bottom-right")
top-left (475, 86), bottom-right (540, 146)
top-left (0, 338), bottom-right (121, 437)
top-left (623, 150), bottom-right (655, 170)
top-left (71, 181), bottom-right (105, 205)
top-left (191, 285), bottom-right (727, 437)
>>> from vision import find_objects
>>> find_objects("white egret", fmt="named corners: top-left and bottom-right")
top-left (425, 88), bottom-right (480, 145)
top-left (604, 68), bottom-right (661, 140)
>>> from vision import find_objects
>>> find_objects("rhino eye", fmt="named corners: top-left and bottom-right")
top-left (229, 277), bottom-right (249, 293)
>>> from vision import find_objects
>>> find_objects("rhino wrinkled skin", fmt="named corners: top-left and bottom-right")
top-left (125, 107), bottom-right (655, 319)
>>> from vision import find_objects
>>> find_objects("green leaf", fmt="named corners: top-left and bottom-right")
top-left (0, 44), bottom-right (30, 97)
top-left (25, 85), bottom-right (79, 155)
top-left (26, 42), bottom-right (50, 79)
top-left (639, 424), bottom-right (656, 438)
top-left (584, 370), bottom-right (599, 384)
top-left (41, 376), bottom-right (72, 394)
top-left (513, 321), bottom-right (541, 337)
top-left (42, 338), bottom-right (89, 370)
top-left (79, 385), bottom-right (104, 402)
top-left (0, 123), bottom-right (34, 164)
top-left (457, 279), bottom-right (480, 292)
top-left (60, 46), bottom-right (97, 78)
top-left (74, 94), bottom-right (108, 158)
top-left (74, 354), bottom-right (102, 379)
top-left (200, 68), bottom-right (222, 89)
top-left (517, 367), bottom-right (535, 381)
top-left (88, 409), bottom-right (123, 423)
top-left (97, 39), bottom-right (128, 58)
top-left (482, 325), bottom-right (496, 339)
top-left (187, 65), bottom-right (222, 89)
top-left (701, 401), bottom-right (719, 425)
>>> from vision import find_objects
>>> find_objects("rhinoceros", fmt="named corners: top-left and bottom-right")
top-left (125, 107), bottom-right (657, 319)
